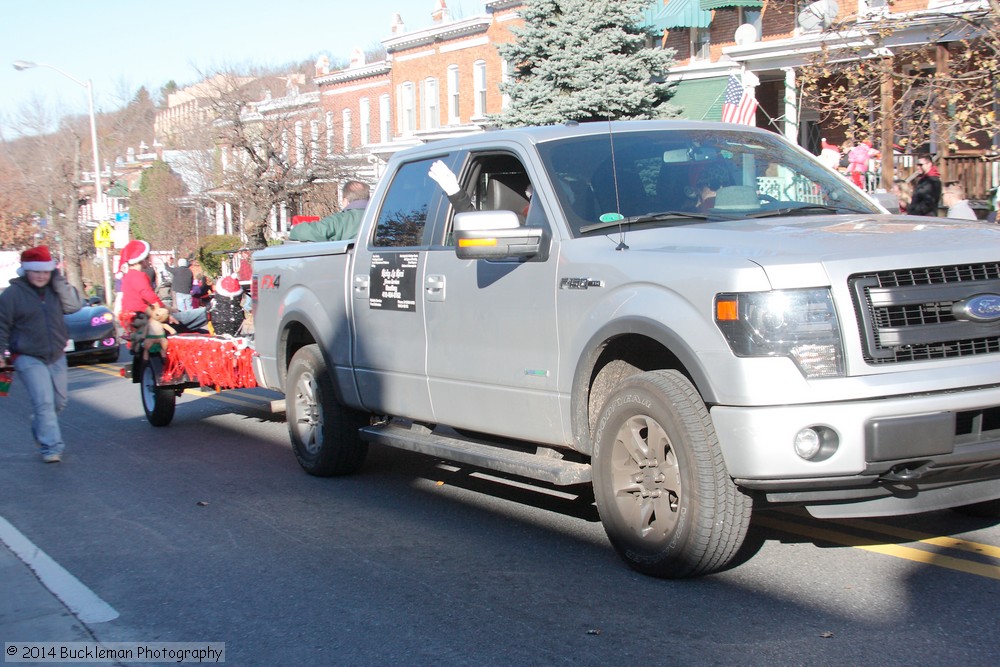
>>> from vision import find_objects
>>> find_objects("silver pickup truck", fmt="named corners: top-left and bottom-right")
top-left (251, 120), bottom-right (1000, 578)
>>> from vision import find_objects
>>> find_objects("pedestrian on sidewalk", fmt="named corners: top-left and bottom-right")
top-left (164, 257), bottom-right (194, 311)
top-left (942, 181), bottom-right (978, 220)
top-left (0, 246), bottom-right (83, 463)
top-left (907, 154), bottom-right (942, 217)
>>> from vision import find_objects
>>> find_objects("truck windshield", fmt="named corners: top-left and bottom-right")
top-left (535, 129), bottom-right (882, 237)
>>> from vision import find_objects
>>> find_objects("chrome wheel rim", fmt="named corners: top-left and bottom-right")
top-left (292, 371), bottom-right (322, 454)
top-left (610, 414), bottom-right (682, 540)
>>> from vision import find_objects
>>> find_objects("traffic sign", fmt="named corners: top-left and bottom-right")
top-left (94, 221), bottom-right (113, 248)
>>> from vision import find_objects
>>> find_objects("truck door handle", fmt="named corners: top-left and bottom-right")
top-left (426, 274), bottom-right (445, 302)
top-left (353, 274), bottom-right (369, 299)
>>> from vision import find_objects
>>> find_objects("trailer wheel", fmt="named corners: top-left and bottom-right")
top-left (141, 359), bottom-right (175, 427)
top-left (286, 344), bottom-right (369, 476)
top-left (592, 370), bottom-right (751, 578)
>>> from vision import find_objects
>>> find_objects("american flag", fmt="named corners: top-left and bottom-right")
top-left (721, 75), bottom-right (758, 126)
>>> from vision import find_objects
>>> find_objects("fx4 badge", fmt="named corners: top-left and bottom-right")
top-left (560, 278), bottom-right (604, 290)
top-left (260, 274), bottom-right (281, 290)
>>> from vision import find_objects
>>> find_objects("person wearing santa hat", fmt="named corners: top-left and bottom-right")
top-left (118, 239), bottom-right (207, 333)
top-left (0, 246), bottom-right (83, 463)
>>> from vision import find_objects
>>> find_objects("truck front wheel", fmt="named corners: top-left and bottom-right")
top-left (592, 370), bottom-right (752, 578)
top-left (286, 344), bottom-right (369, 476)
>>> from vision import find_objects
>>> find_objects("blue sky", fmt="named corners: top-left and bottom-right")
top-left (0, 0), bottom-right (477, 137)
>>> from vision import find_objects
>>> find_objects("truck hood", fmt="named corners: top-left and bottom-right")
top-left (630, 213), bottom-right (1000, 288)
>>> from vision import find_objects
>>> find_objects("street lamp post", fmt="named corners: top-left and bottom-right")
top-left (13, 60), bottom-right (111, 304)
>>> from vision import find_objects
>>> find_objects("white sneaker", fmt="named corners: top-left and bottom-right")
top-left (42, 453), bottom-right (62, 463)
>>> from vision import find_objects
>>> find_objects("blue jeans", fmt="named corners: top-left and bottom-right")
top-left (173, 292), bottom-right (193, 311)
top-left (14, 354), bottom-right (68, 457)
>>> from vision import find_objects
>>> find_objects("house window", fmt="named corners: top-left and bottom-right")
top-left (422, 77), bottom-right (440, 130)
top-left (399, 82), bottom-right (416, 135)
top-left (379, 94), bottom-right (391, 143)
top-left (294, 121), bottom-right (304, 169)
top-left (360, 97), bottom-right (371, 146)
top-left (473, 60), bottom-right (487, 118)
top-left (342, 109), bottom-right (352, 151)
top-left (310, 120), bottom-right (319, 163)
top-left (859, 0), bottom-right (889, 16)
top-left (326, 111), bottom-right (334, 156)
top-left (738, 7), bottom-right (762, 33)
top-left (691, 27), bottom-right (710, 62)
top-left (447, 65), bottom-right (460, 124)
top-left (501, 60), bottom-right (511, 109)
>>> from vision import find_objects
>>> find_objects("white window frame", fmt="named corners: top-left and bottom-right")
top-left (399, 82), bottom-right (416, 135)
top-left (326, 111), bottom-right (334, 156)
top-left (342, 108), bottom-right (352, 152)
top-left (379, 94), bottom-right (391, 143)
top-left (294, 121), bottom-right (304, 169)
top-left (473, 60), bottom-right (487, 118)
top-left (359, 97), bottom-right (371, 146)
top-left (309, 119), bottom-right (319, 164)
top-left (690, 27), bottom-right (710, 62)
top-left (422, 77), bottom-right (440, 130)
top-left (447, 65), bottom-right (460, 124)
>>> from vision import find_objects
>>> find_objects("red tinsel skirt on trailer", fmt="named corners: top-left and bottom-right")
top-left (160, 334), bottom-right (257, 390)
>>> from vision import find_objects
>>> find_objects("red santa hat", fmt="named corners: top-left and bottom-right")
top-left (214, 275), bottom-right (243, 298)
top-left (17, 245), bottom-right (57, 276)
top-left (120, 239), bottom-right (150, 265)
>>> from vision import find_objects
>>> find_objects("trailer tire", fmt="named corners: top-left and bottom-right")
top-left (141, 359), bottom-right (175, 427)
top-left (592, 370), bottom-right (751, 578)
top-left (287, 344), bottom-right (369, 476)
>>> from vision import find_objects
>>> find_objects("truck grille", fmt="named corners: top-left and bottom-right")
top-left (850, 263), bottom-right (1000, 364)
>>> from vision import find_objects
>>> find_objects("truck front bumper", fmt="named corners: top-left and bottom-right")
top-left (711, 384), bottom-right (1000, 518)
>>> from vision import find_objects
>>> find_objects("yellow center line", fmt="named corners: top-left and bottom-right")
top-left (838, 518), bottom-right (1000, 560)
top-left (755, 515), bottom-right (1000, 580)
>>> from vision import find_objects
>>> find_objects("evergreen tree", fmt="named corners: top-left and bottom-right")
top-left (494, 0), bottom-right (678, 128)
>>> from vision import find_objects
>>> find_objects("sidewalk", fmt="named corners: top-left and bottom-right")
top-left (0, 541), bottom-right (95, 642)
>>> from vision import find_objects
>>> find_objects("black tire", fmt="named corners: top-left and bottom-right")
top-left (592, 369), bottom-right (752, 578)
top-left (141, 360), bottom-right (175, 427)
top-left (951, 499), bottom-right (1000, 518)
top-left (286, 344), bottom-right (369, 476)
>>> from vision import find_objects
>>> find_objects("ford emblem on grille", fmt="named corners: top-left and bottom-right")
top-left (952, 293), bottom-right (1000, 322)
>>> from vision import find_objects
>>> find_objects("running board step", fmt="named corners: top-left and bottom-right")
top-left (358, 423), bottom-right (591, 486)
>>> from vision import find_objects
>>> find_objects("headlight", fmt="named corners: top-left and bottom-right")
top-left (715, 288), bottom-right (844, 378)
top-left (91, 312), bottom-right (114, 327)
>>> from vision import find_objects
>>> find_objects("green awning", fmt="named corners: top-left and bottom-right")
top-left (699, 1), bottom-right (764, 9)
top-left (644, 0), bottom-right (712, 31)
top-left (106, 180), bottom-right (130, 198)
top-left (667, 77), bottom-right (729, 122)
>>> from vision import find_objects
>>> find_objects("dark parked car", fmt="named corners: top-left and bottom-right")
top-left (64, 296), bottom-right (119, 363)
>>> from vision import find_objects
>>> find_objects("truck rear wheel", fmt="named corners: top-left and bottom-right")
top-left (592, 370), bottom-right (751, 578)
top-left (286, 344), bottom-right (369, 476)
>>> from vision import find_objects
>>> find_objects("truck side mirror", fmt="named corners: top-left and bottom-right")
top-left (453, 210), bottom-right (545, 261)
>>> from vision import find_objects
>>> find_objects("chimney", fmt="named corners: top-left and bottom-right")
top-left (390, 12), bottom-right (404, 34)
top-left (350, 48), bottom-right (364, 68)
top-left (315, 55), bottom-right (330, 77)
top-left (432, 0), bottom-right (450, 24)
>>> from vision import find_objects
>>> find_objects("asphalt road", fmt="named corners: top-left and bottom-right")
top-left (1, 354), bottom-right (999, 666)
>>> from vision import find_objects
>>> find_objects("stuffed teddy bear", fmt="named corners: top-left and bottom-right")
top-left (142, 306), bottom-right (176, 360)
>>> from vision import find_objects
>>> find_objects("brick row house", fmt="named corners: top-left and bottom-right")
top-left (147, 0), bottom-right (997, 240)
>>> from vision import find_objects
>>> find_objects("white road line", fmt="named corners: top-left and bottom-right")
top-left (0, 516), bottom-right (119, 623)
